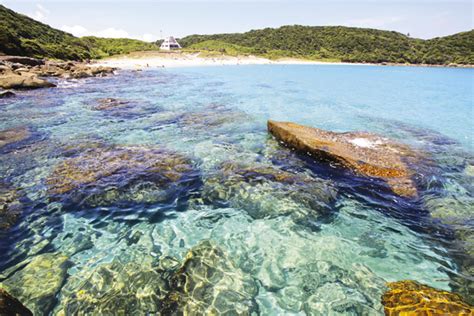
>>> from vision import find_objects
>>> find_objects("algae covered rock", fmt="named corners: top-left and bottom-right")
top-left (46, 145), bottom-right (199, 207)
top-left (0, 182), bottom-right (23, 230)
top-left (382, 280), bottom-right (473, 315)
top-left (0, 253), bottom-right (71, 315)
top-left (201, 161), bottom-right (336, 221)
top-left (0, 288), bottom-right (32, 316)
top-left (164, 240), bottom-right (258, 315)
top-left (268, 120), bottom-right (420, 197)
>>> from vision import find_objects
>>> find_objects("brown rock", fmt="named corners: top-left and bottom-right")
top-left (382, 280), bottom-right (473, 315)
top-left (0, 72), bottom-right (55, 90)
top-left (0, 288), bottom-right (33, 316)
top-left (267, 120), bottom-right (418, 197)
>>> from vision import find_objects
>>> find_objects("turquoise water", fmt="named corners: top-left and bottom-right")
top-left (0, 65), bottom-right (473, 315)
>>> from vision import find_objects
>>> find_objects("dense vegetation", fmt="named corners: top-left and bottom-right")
top-left (0, 4), bottom-right (157, 60)
top-left (181, 25), bottom-right (474, 65)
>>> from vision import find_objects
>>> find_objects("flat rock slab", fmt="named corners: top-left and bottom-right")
top-left (268, 120), bottom-right (418, 197)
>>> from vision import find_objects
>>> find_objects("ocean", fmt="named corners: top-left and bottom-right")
top-left (0, 64), bottom-right (472, 314)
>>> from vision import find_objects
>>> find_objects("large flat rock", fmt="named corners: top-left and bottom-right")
top-left (267, 120), bottom-right (418, 197)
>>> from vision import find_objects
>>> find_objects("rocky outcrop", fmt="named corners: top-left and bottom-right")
top-left (0, 72), bottom-right (55, 89)
top-left (0, 56), bottom-right (115, 90)
top-left (268, 120), bottom-right (419, 197)
top-left (0, 288), bottom-right (33, 316)
top-left (0, 56), bottom-right (45, 67)
top-left (46, 145), bottom-right (199, 207)
top-left (382, 280), bottom-right (473, 315)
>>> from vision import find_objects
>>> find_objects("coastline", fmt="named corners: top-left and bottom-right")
top-left (91, 51), bottom-right (474, 70)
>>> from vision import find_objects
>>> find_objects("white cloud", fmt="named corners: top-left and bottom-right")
top-left (60, 25), bottom-right (158, 41)
top-left (140, 33), bottom-right (158, 42)
top-left (61, 25), bottom-right (88, 37)
top-left (28, 4), bottom-right (49, 22)
top-left (95, 27), bottom-right (130, 38)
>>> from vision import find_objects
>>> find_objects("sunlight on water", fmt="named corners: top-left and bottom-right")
top-left (0, 65), bottom-right (472, 314)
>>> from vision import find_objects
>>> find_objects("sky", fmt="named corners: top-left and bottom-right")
top-left (1, 0), bottom-right (472, 41)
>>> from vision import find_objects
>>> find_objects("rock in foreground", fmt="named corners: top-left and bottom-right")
top-left (382, 280), bottom-right (473, 315)
top-left (268, 120), bottom-right (419, 197)
top-left (163, 241), bottom-right (258, 314)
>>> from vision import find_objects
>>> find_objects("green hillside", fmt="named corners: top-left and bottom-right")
top-left (180, 25), bottom-right (474, 65)
top-left (1, 3), bottom-right (472, 65)
top-left (0, 4), bottom-right (157, 60)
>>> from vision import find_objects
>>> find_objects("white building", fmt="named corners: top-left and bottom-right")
top-left (160, 36), bottom-right (181, 50)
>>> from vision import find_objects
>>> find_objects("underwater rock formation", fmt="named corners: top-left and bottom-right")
top-left (56, 261), bottom-right (170, 315)
top-left (268, 120), bottom-right (420, 197)
top-left (46, 145), bottom-right (199, 207)
top-left (0, 253), bottom-right (71, 315)
top-left (200, 161), bottom-right (336, 221)
top-left (0, 288), bottom-right (33, 316)
top-left (382, 280), bottom-right (473, 315)
top-left (90, 98), bottom-right (154, 119)
top-left (163, 240), bottom-right (258, 315)
top-left (0, 127), bottom-right (30, 149)
top-left (92, 98), bottom-right (132, 111)
top-left (0, 182), bottom-right (23, 230)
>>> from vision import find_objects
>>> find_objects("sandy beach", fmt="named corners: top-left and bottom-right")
top-left (92, 51), bottom-right (342, 69)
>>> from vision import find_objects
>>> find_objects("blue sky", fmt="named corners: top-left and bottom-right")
top-left (1, 0), bottom-right (472, 41)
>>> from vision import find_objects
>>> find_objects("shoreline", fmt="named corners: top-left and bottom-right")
top-left (91, 51), bottom-right (474, 70)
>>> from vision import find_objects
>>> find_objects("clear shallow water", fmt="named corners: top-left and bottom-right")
top-left (0, 65), bottom-right (473, 315)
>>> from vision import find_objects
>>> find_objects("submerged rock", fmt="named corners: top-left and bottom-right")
top-left (0, 253), bottom-right (71, 315)
top-left (268, 120), bottom-right (420, 197)
top-left (200, 161), bottom-right (336, 221)
top-left (0, 182), bottom-right (23, 230)
top-left (0, 288), bottom-right (33, 316)
top-left (0, 127), bottom-right (30, 149)
top-left (0, 71), bottom-right (55, 90)
top-left (56, 261), bottom-right (168, 315)
top-left (382, 280), bottom-right (473, 315)
top-left (46, 145), bottom-right (198, 207)
top-left (92, 98), bottom-right (131, 111)
top-left (163, 240), bottom-right (258, 315)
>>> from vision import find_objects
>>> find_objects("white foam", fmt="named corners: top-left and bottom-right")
top-left (350, 138), bottom-right (379, 148)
